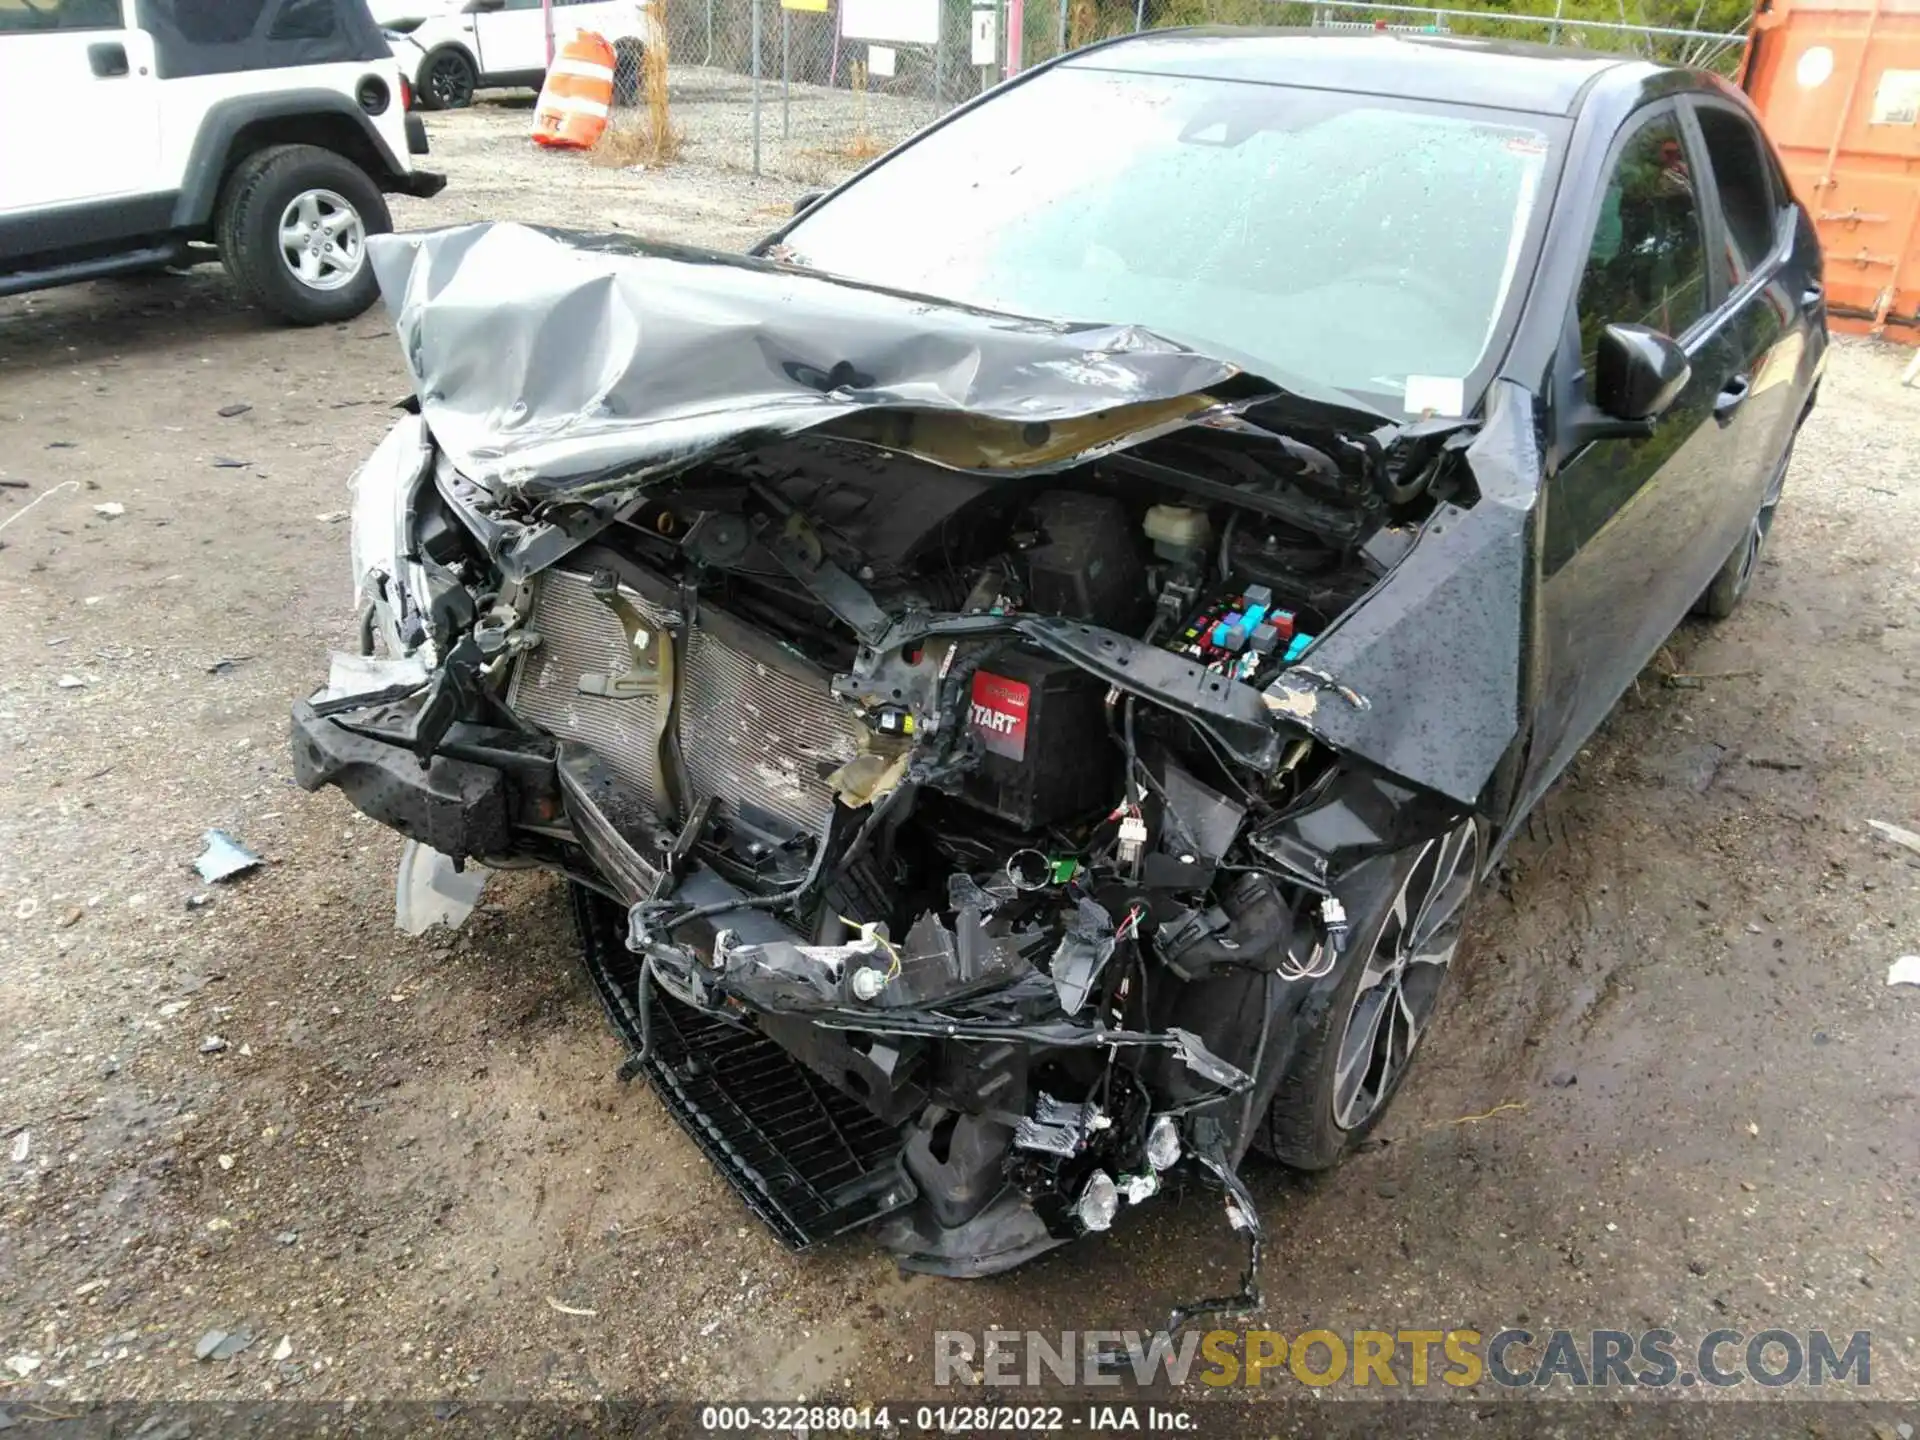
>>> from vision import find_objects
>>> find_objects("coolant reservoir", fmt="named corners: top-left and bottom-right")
top-left (1143, 504), bottom-right (1211, 565)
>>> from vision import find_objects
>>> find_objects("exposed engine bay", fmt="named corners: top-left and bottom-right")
top-left (293, 223), bottom-right (1525, 1331)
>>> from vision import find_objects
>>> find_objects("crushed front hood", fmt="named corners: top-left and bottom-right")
top-left (365, 223), bottom-right (1522, 812)
top-left (367, 223), bottom-right (1268, 576)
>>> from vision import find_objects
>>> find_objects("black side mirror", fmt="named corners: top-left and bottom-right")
top-left (1595, 323), bottom-right (1690, 422)
top-left (1566, 323), bottom-right (1691, 446)
top-left (792, 191), bottom-right (824, 216)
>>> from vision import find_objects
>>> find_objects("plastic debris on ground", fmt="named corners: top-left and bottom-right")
top-left (194, 830), bottom-right (261, 884)
top-left (1889, 955), bottom-right (1920, 988)
top-left (1868, 819), bottom-right (1920, 857)
top-left (321, 650), bottom-right (428, 704)
top-left (394, 839), bottom-right (490, 935)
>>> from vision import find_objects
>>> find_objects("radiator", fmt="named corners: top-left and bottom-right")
top-left (507, 569), bottom-right (865, 837)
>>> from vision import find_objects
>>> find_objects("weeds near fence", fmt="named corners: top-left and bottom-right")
top-left (798, 61), bottom-right (886, 163)
top-left (593, 23), bottom-right (682, 167)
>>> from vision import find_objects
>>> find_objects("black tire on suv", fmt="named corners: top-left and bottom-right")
top-left (216, 144), bottom-right (391, 326)
top-left (418, 46), bottom-right (478, 110)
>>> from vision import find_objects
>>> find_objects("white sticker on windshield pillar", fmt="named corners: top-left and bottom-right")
top-left (1404, 375), bottom-right (1465, 417)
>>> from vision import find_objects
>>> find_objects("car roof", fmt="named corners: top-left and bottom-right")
top-left (1061, 29), bottom-right (1671, 117)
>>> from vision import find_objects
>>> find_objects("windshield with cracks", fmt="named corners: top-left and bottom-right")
top-left (777, 63), bottom-right (1562, 418)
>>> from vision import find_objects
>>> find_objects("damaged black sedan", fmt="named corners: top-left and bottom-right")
top-left (292, 31), bottom-right (1824, 1307)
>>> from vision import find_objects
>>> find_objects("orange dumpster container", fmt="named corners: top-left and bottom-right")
top-left (1744, 0), bottom-right (1920, 339)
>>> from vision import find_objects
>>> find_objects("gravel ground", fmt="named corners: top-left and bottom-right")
top-left (0, 105), bottom-right (1917, 1423)
top-left (660, 65), bottom-right (952, 183)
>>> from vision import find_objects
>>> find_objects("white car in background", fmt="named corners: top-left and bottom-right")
top-left (370, 0), bottom-right (660, 109)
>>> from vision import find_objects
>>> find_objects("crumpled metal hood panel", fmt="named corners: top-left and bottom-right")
top-left (364, 223), bottom-right (1532, 814)
top-left (367, 222), bottom-right (1245, 509)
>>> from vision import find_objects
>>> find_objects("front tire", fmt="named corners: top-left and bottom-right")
top-left (216, 145), bottom-right (389, 326)
top-left (1256, 817), bottom-right (1481, 1169)
top-left (418, 45), bottom-right (478, 110)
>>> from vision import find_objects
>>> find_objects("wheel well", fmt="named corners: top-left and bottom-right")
top-left (420, 41), bottom-right (477, 76)
top-left (214, 116), bottom-right (392, 221)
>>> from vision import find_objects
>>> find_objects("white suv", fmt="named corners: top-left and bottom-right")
top-left (0, 0), bottom-right (445, 325)
top-left (373, 0), bottom-right (661, 110)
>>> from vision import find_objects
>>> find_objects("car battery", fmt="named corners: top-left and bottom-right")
top-left (960, 648), bottom-right (1116, 830)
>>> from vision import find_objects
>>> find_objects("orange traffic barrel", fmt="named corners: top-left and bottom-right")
top-left (1744, 0), bottom-right (1920, 339)
top-left (533, 31), bottom-right (616, 151)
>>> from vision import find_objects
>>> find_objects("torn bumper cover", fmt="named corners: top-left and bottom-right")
top-left (295, 689), bottom-right (1261, 1277)
top-left (296, 223), bottom-right (1536, 1308)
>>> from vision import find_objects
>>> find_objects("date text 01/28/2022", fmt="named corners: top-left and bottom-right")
top-left (697, 1405), bottom-right (1196, 1432)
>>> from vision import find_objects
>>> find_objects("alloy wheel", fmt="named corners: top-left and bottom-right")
top-left (427, 52), bottom-right (473, 108)
top-left (1332, 819), bottom-right (1480, 1131)
top-left (277, 189), bottom-right (366, 293)
top-left (1733, 446), bottom-right (1792, 595)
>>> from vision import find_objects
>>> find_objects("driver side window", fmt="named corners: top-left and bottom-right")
top-left (1576, 111), bottom-right (1708, 371)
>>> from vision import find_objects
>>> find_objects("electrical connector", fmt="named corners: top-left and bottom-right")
top-left (1320, 894), bottom-right (1349, 954)
top-left (1118, 814), bottom-right (1149, 876)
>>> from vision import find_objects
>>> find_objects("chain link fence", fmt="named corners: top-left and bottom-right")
top-left (640, 0), bottom-right (1747, 181)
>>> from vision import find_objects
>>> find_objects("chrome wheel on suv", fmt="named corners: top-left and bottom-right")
top-left (278, 189), bottom-right (366, 292)
top-left (216, 144), bottom-right (391, 325)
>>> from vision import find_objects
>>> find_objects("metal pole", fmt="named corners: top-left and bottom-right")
top-left (1056, 0), bottom-right (1066, 57)
top-left (1548, 0), bottom-right (1563, 45)
top-left (782, 7), bottom-right (791, 140)
top-left (1006, 0), bottom-right (1023, 75)
top-left (752, 0), bottom-right (763, 175)
top-left (935, 0), bottom-right (945, 111)
top-left (542, 0), bottom-right (555, 65)
top-left (705, 0), bottom-right (714, 65)
top-left (1133, 0), bottom-right (1145, 33)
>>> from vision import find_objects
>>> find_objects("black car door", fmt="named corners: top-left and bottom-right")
top-left (1520, 102), bottom-right (1753, 811)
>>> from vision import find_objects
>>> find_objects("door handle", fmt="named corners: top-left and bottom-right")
top-left (88, 42), bottom-right (129, 77)
top-left (1713, 373), bottom-right (1751, 427)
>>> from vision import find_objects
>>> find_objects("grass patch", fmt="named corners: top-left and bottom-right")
top-left (591, 30), bottom-right (682, 167)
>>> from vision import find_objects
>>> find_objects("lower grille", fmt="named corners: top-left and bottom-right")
top-left (508, 568), bottom-right (864, 836)
top-left (573, 886), bottom-right (912, 1248)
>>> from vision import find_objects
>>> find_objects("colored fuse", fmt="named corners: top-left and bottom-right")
top-left (1242, 602), bottom-right (1268, 628)
top-left (1269, 609), bottom-right (1297, 642)
top-left (1283, 632), bottom-right (1314, 663)
top-left (1211, 621), bottom-right (1232, 647)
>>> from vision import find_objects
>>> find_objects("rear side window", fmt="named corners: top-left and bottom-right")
top-left (0, 0), bottom-right (122, 31)
top-left (1576, 111), bottom-right (1708, 366)
top-left (268, 0), bottom-right (334, 38)
top-left (162, 0), bottom-right (267, 42)
top-left (1695, 105), bottom-right (1779, 283)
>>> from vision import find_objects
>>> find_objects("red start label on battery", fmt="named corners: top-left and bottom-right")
top-left (968, 671), bottom-right (1031, 762)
